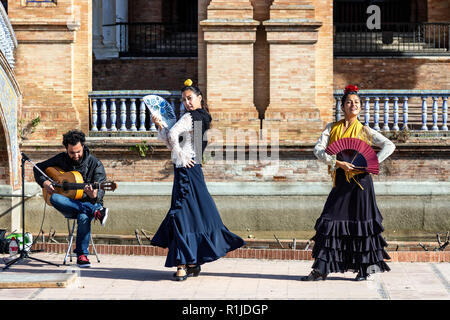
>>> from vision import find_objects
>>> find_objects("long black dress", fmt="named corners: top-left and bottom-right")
top-left (311, 168), bottom-right (391, 276)
top-left (151, 109), bottom-right (245, 267)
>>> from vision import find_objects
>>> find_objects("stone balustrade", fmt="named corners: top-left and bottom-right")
top-left (89, 90), bottom-right (183, 133)
top-left (334, 90), bottom-right (449, 131)
top-left (90, 90), bottom-right (450, 135)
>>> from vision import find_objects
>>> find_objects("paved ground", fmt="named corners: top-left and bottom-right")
top-left (0, 252), bottom-right (449, 300)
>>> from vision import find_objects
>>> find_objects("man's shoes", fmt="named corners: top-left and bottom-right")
top-left (77, 254), bottom-right (91, 268)
top-left (94, 207), bottom-right (108, 227)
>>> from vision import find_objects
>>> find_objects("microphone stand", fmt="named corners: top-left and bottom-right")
top-left (3, 152), bottom-right (59, 269)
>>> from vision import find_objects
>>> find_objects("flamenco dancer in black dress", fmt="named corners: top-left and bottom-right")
top-left (151, 79), bottom-right (245, 281)
top-left (302, 85), bottom-right (396, 281)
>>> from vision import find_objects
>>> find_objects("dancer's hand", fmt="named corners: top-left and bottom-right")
top-left (185, 159), bottom-right (195, 168)
top-left (336, 160), bottom-right (355, 172)
top-left (151, 115), bottom-right (163, 129)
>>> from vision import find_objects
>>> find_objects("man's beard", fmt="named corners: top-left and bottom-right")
top-left (70, 157), bottom-right (81, 165)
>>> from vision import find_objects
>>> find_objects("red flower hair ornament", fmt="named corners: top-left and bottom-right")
top-left (344, 85), bottom-right (359, 94)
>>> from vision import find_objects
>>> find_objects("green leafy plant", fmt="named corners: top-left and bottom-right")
top-left (130, 141), bottom-right (152, 157)
top-left (389, 128), bottom-right (410, 143)
top-left (19, 116), bottom-right (41, 140)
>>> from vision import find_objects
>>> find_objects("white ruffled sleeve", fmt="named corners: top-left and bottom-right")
top-left (168, 113), bottom-right (195, 167)
top-left (157, 127), bottom-right (172, 150)
top-left (313, 123), bottom-right (337, 168)
top-left (368, 128), bottom-right (396, 163)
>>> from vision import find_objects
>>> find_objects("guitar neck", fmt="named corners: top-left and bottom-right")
top-left (54, 182), bottom-right (101, 190)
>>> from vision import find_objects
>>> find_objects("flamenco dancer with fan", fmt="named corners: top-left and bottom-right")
top-left (301, 85), bottom-right (396, 281)
top-left (149, 79), bottom-right (245, 281)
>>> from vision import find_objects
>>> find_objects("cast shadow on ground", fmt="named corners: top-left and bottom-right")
top-left (0, 259), bottom-right (351, 282)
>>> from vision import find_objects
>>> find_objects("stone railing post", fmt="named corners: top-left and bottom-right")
top-left (442, 97), bottom-right (448, 131)
top-left (335, 97), bottom-right (341, 121)
top-left (421, 96), bottom-right (428, 131)
top-left (431, 96), bottom-right (439, 131)
top-left (91, 99), bottom-right (98, 131)
top-left (364, 97), bottom-right (370, 127)
top-left (392, 97), bottom-right (399, 131)
top-left (119, 98), bottom-right (127, 131)
top-left (100, 99), bottom-right (108, 131)
top-left (110, 98), bottom-right (117, 131)
top-left (383, 97), bottom-right (390, 131)
top-left (373, 97), bottom-right (380, 131)
top-left (402, 97), bottom-right (409, 130)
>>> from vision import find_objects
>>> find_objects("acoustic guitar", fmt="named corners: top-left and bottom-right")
top-left (42, 166), bottom-right (117, 206)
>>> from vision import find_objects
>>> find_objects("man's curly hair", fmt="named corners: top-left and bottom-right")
top-left (62, 129), bottom-right (86, 148)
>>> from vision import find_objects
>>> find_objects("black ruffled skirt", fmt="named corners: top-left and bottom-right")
top-left (151, 164), bottom-right (245, 267)
top-left (311, 169), bottom-right (391, 276)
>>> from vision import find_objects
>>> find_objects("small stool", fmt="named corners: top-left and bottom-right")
top-left (63, 218), bottom-right (100, 265)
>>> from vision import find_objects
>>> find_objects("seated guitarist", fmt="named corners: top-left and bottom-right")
top-left (33, 129), bottom-right (108, 268)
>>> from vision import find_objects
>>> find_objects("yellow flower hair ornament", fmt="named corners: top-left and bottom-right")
top-left (184, 79), bottom-right (193, 87)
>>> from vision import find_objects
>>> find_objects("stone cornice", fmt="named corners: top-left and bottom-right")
top-left (263, 19), bottom-right (322, 29)
top-left (206, 1), bottom-right (254, 20)
top-left (20, 139), bottom-right (450, 152)
top-left (207, 4), bottom-right (254, 10)
top-left (263, 19), bottom-right (322, 44)
top-left (270, 4), bottom-right (315, 11)
top-left (10, 19), bottom-right (80, 44)
top-left (200, 19), bottom-right (260, 44)
top-left (200, 19), bottom-right (260, 28)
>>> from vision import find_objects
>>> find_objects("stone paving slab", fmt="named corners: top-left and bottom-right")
top-left (0, 253), bottom-right (448, 300)
top-left (0, 272), bottom-right (76, 289)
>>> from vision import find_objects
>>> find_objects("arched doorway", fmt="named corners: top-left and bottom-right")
top-left (0, 2), bottom-right (21, 231)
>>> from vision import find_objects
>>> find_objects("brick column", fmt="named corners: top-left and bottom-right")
top-left (262, 0), bottom-right (323, 144)
top-left (199, 0), bottom-right (260, 134)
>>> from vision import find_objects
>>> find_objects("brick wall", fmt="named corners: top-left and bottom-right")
top-left (22, 141), bottom-right (450, 184)
top-left (8, 0), bottom-right (92, 143)
top-left (201, 0), bottom-right (260, 135)
top-left (6, 0), bottom-right (449, 187)
top-left (314, 0), bottom-right (334, 126)
top-left (259, 0), bottom-right (332, 144)
top-left (93, 58), bottom-right (198, 91)
top-left (129, 0), bottom-right (163, 23)
top-left (427, 0), bottom-right (450, 22)
top-left (197, 0), bottom-right (211, 94)
top-left (334, 58), bottom-right (450, 90)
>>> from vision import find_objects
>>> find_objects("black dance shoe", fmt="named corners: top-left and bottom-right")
top-left (174, 267), bottom-right (187, 281)
top-left (173, 265), bottom-right (201, 278)
top-left (300, 270), bottom-right (327, 281)
top-left (355, 272), bottom-right (370, 281)
top-left (187, 265), bottom-right (201, 277)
